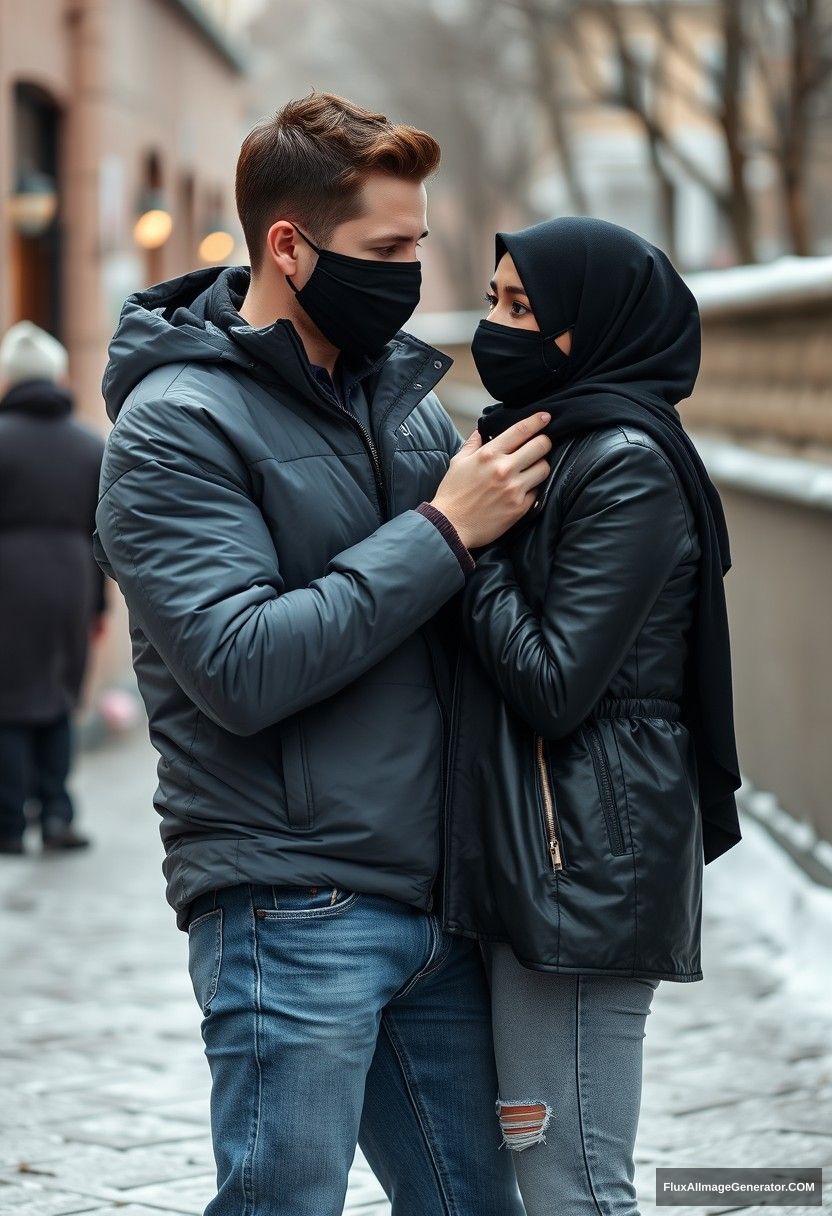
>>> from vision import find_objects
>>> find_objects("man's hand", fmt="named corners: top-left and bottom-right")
top-left (430, 413), bottom-right (552, 549)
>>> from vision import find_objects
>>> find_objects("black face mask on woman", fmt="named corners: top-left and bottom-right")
top-left (470, 318), bottom-right (570, 407)
top-left (287, 227), bottom-right (422, 358)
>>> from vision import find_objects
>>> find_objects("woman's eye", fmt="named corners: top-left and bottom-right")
top-left (510, 301), bottom-right (530, 317)
top-left (484, 292), bottom-right (498, 308)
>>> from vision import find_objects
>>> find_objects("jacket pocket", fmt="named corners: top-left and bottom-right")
top-left (584, 723), bottom-right (627, 856)
top-left (533, 734), bottom-right (566, 872)
top-left (280, 716), bottom-right (314, 830)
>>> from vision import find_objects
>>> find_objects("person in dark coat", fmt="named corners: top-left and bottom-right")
top-left (0, 321), bottom-right (106, 853)
top-left (441, 218), bottom-right (742, 1216)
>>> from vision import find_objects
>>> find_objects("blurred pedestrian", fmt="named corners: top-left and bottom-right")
top-left (0, 321), bottom-right (106, 854)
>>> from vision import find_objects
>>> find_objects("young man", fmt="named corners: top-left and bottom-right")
top-left (93, 93), bottom-right (551, 1216)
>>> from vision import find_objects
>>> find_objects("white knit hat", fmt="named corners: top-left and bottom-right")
top-left (0, 320), bottom-right (68, 386)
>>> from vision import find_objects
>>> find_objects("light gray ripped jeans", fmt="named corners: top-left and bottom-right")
top-left (487, 942), bottom-right (659, 1216)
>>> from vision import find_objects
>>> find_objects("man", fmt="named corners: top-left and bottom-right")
top-left (0, 321), bottom-right (105, 854)
top-left (94, 93), bottom-right (551, 1215)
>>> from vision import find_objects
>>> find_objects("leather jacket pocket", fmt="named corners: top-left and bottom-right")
top-left (533, 734), bottom-right (566, 871)
top-left (584, 723), bottom-right (627, 856)
top-left (280, 716), bottom-right (314, 830)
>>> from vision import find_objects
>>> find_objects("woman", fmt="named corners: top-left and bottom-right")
top-left (441, 217), bottom-right (742, 1215)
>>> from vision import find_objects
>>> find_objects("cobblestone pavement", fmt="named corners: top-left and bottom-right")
top-left (1, 727), bottom-right (830, 1215)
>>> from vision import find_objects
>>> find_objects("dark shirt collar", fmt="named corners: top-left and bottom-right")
top-left (204, 266), bottom-right (382, 409)
top-left (309, 356), bottom-right (373, 411)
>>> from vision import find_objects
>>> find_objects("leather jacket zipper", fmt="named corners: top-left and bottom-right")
top-left (534, 734), bottom-right (564, 871)
top-left (585, 723), bottom-right (625, 855)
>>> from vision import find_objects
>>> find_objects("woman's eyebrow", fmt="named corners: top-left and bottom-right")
top-left (489, 278), bottom-right (529, 297)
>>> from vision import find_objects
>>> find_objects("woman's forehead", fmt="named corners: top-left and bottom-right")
top-left (493, 252), bottom-right (523, 283)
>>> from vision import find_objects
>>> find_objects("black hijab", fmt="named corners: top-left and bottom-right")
top-left (476, 216), bottom-right (741, 865)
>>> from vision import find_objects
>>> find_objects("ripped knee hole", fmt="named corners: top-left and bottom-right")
top-left (495, 1099), bottom-right (553, 1152)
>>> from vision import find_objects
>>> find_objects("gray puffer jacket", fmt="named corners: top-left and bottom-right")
top-left (93, 265), bottom-right (468, 927)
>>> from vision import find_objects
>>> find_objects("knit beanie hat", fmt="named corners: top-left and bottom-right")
top-left (0, 321), bottom-right (69, 385)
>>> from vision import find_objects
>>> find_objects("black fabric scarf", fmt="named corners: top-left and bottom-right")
top-left (476, 216), bottom-right (741, 865)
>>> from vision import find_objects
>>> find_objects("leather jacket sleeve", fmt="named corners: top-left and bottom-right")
top-left (94, 397), bottom-right (467, 737)
top-left (463, 437), bottom-right (694, 739)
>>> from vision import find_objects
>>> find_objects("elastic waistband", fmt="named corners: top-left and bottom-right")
top-left (590, 697), bottom-right (681, 721)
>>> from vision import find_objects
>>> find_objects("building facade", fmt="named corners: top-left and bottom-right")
top-left (0, 0), bottom-right (247, 430)
top-left (0, 0), bottom-right (247, 713)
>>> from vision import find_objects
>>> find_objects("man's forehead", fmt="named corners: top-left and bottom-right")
top-left (357, 175), bottom-right (428, 233)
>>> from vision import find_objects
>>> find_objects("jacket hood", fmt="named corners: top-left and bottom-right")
top-left (103, 263), bottom-right (453, 426)
top-left (102, 265), bottom-right (263, 422)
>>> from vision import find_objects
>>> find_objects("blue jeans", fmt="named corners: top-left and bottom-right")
top-left (186, 883), bottom-right (523, 1216)
top-left (488, 941), bottom-right (659, 1216)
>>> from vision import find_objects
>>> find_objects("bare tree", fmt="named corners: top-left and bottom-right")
top-left (512, 0), bottom-right (591, 215)
top-left (511, 0), bottom-right (832, 261)
top-left (243, 0), bottom-right (832, 289)
top-left (749, 0), bottom-right (832, 255)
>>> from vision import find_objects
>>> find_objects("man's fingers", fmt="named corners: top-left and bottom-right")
top-left (487, 412), bottom-right (551, 455)
top-left (509, 433), bottom-right (553, 472)
top-left (518, 457), bottom-right (552, 490)
top-left (459, 428), bottom-right (483, 453)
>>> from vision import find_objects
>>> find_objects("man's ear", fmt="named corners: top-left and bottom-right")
top-left (265, 220), bottom-right (303, 281)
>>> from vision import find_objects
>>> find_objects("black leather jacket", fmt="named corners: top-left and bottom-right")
top-left (442, 424), bottom-right (705, 982)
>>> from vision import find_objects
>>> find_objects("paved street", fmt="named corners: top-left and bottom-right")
top-left (1, 725), bottom-right (830, 1216)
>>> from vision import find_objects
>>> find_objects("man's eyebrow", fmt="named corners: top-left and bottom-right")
top-left (371, 229), bottom-right (430, 243)
top-left (488, 278), bottom-right (529, 296)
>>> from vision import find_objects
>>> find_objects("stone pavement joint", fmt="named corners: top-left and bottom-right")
top-left (1, 729), bottom-right (829, 1215)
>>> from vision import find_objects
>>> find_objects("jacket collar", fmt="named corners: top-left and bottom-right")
top-left (0, 379), bottom-right (73, 418)
top-left (203, 265), bottom-right (455, 437)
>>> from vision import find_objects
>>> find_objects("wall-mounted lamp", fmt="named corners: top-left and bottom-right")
top-left (198, 216), bottom-right (235, 264)
top-left (8, 170), bottom-right (58, 236)
top-left (134, 189), bottom-right (173, 250)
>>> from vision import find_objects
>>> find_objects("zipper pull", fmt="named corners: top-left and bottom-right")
top-left (549, 838), bottom-right (563, 871)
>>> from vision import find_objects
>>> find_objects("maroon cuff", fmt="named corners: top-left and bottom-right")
top-left (415, 502), bottom-right (476, 575)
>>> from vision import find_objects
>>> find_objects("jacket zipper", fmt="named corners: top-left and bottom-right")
top-left (334, 403), bottom-right (389, 520)
top-left (585, 723), bottom-right (626, 855)
top-left (534, 734), bottom-right (564, 872)
top-left (288, 328), bottom-right (392, 520)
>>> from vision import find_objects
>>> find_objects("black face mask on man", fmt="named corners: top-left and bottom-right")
top-left (287, 227), bottom-right (422, 358)
top-left (470, 318), bottom-right (570, 407)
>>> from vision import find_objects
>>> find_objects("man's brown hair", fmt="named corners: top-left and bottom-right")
top-left (236, 92), bottom-right (441, 274)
